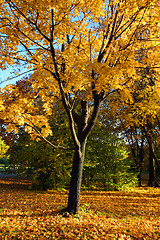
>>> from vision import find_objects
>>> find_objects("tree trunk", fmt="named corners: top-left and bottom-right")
top-left (138, 142), bottom-right (144, 187)
top-left (138, 168), bottom-right (142, 187)
top-left (148, 144), bottom-right (155, 186)
top-left (143, 123), bottom-right (159, 187)
top-left (58, 80), bottom-right (103, 214)
top-left (67, 140), bottom-right (87, 214)
top-left (147, 143), bottom-right (159, 187)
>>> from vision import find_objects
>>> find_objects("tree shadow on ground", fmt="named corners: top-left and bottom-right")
top-left (0, 177), bottom-right (32, 190)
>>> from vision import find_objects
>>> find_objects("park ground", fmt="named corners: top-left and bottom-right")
top-left (0, 178), bottom-right (160, 239)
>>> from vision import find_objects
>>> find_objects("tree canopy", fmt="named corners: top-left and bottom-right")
top-left (0, 0), bottom-right (159, 136)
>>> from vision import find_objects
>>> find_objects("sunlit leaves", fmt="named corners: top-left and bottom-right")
top-left (0, 137), bottom-right (9, 158)
top-left (0, 0), bottom-right (159, 138)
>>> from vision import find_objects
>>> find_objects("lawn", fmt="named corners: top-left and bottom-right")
top-left (0, 178), bottom-right (160, 239)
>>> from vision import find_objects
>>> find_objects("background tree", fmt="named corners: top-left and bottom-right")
top-left (8, 103), bottom-right (73, 190)
top-left (110, 65), bottom-right (160, 187)
top-left (143, 120), bottom-right (160, 186)
top-left (83, 123), bottom-right (137, 190)
top-left (0, 0), bottom-right (159, 213)
top-left (0, 119), bottom-right (15, 147)
top-left (0, 136), bottom-right (9, 159)
top-left (9, 128), bottom-right (72, 190)
top-left (0, 136), bottom-right (10, 172)
top-left (120, 125), bottom-right (146, 187)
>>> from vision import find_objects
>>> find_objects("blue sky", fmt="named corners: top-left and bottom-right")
top-left (0, 67), bottom-right (32, 90)
top-left (0, 68), bottom-right (15, 90)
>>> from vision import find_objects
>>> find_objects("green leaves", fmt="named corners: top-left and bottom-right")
top-left (83, 124), bottom-right (137, 190)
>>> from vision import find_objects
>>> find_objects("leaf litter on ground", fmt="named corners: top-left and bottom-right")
top-left (0, 178), bottom-right (160, 239)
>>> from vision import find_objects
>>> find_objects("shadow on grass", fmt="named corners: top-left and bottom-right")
top-left (0, 177), bottom-right (32, 190)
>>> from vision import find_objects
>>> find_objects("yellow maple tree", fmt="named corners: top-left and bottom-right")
top-left (0, 0), bottom-right (159, 213)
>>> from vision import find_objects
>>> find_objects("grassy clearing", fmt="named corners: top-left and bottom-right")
top-left (0, 178), bottom-right (160, 239)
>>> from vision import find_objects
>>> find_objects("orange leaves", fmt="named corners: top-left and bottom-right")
top-left (0, 0), bottom-right (159, 147)
top-left (0, 0), bottom-right (159, 92)
top-left (0, 178), bottom-right (160, 239)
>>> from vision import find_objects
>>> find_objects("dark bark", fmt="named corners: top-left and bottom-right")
top-left (67, 140), bottom-right (86, 214)
top-left (137, 146), bottom-right (143, 187)
top-left (147, 143), bottom-right (159, 187)
top-left (125, 127), bottom-right (144, 187)
top-left (143, 123), bottom-right (159, 187)
top-left (144, 129), bottom-right (160, 174)
top-left (137, 140), bottom-right (144, 187)
top-left (137, 173), bottom-right (142, 187)
top-left (65, 97), bottom-right (102, 214)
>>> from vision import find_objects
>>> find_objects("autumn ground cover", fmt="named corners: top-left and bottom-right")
top-left (0, 178), bottom-right (160, 239)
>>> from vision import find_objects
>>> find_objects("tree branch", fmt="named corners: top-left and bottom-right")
top-left (24, 118), bottom-right (75, 151)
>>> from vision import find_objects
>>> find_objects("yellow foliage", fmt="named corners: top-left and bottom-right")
top-left (0, 0), bottom-right (159, 136)
top-left (0, 137), bottom-right (9, 158)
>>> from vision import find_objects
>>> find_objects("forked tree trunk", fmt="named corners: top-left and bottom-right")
top-left (67, 140), bottom-right (87, 214)
top-left (58, 76), bottom-right (103, 214)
